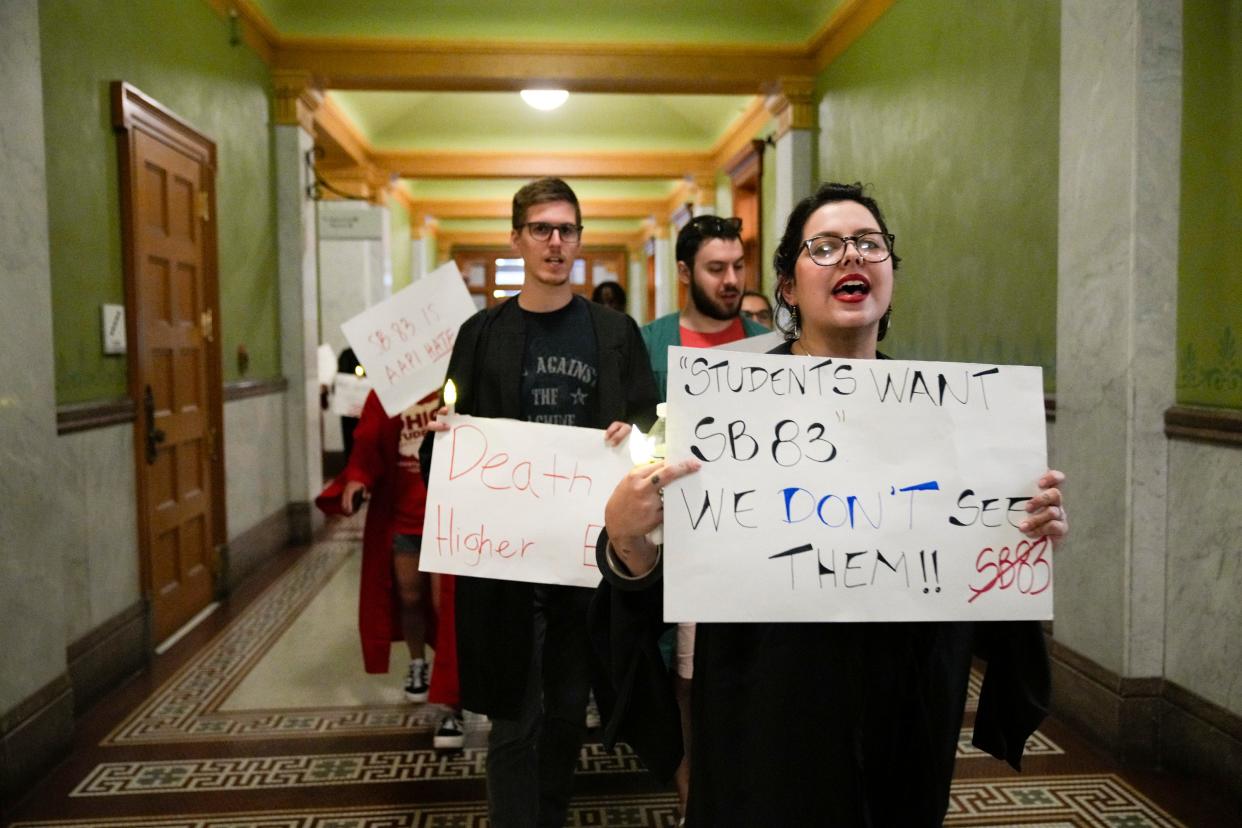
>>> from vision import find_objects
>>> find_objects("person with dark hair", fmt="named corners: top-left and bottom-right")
top-left (593, 182), bottom-right (1068, 826)
top-left (642, 215), bottom-right (770, 399)
top-left (739, 290), bottom-right (773, 328)
top-left (591, 280), bottom-right (628, 314)
top-left (421, 177), bottom-right (658, 827)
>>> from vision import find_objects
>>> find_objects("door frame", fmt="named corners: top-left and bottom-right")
top-left (112, 81), bottom-right (227, 623)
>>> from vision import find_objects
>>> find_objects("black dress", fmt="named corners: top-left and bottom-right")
top-left (590, 343), bottom-right (1050, 826)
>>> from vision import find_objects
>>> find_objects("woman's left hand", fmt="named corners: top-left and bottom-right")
top-left (1020, 469), bottom-right (1068, 544)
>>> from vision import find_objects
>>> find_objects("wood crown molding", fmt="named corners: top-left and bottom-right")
top-left (807, 0), bottom-right (896, 69)
top-left (1164, 404), bottom-right (1242, 447)
top-left (439, 229), bottom-right (643, 250)
top-left (371, 149), bottom-right (712, 180)
top-left (271, 69), bottom-right (323, 132)
top-left (408, 197), bottom-right (666, 223)
top-left (765, 76), bottom-right (818, 137)
top-left (314, 95), bottom-right (370, 167)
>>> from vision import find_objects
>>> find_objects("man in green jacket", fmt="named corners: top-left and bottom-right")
top-left (641, 215), bottom-right (772, 400)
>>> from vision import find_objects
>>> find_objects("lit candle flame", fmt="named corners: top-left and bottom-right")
top-left (628, 423), bottom-right (656, 465)
top-left (443, 379), bottom-right (457, 409)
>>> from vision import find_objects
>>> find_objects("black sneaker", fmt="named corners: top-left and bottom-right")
top-left (404, 659), bottom-right (429, 702)
top-left (434, 712), bottom-right (465, 749)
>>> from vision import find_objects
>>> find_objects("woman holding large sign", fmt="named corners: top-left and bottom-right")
top-left (594, 182), bottom-right (1068, 826)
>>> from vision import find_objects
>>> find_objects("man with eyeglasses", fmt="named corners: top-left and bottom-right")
top-left (642, 215), bottom-right (772, 400)
top-left (740, 290), bottom-right (774, 329)
top-left (421, 177), bottom-right (657, 828)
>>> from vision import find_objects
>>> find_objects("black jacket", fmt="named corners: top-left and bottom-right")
top-left (421, 295), bottom-right (658, 718)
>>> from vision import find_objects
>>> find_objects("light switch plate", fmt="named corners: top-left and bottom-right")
top-left (102, 304), bottom-right (126, 354)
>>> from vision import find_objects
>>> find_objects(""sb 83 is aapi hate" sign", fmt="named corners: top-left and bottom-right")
top-left (661, 346), bottom-right (1052, 623)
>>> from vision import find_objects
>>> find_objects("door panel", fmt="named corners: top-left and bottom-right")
top-left (116, 83), bottom-right (222, 646)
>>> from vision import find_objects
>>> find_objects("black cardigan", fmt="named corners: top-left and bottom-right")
top-left (421, 295), bottom-right (658, 718)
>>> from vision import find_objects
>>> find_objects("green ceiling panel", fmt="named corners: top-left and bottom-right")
top-left (331, 91), bottom-right (755, 151)
top-left (401, 179), bottom-right (683, 199)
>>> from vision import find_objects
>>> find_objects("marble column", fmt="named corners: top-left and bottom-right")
top-left (273, 72), bottom-right (324, 542)
top-left (766, 78), bottom-right (817, 225)
top-left (652, 229), bottom-right (675, 319)
top-left (0, 0), bottom-right (74, 797)
top-left (1054, 0), bottom-right (1181, 756)
top-left (627, 241), bottom-right (646, 324)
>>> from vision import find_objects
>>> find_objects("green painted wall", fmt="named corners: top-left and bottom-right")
top-left (388, 194), bottom-right (412, 290)
top-left (1177, 0), bottom-right (1242, 408)
top-left (814, 0), bottom-right (1059, 388)
top-left (41, 0), bottom-right (278, 403)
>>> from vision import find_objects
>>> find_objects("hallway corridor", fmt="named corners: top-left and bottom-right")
top-left (4, 515), bottom-right (1235, 827)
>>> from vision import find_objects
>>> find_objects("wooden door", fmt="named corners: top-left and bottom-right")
top-left (114, 83), bottom-right (224, 645)
top-left (728, 140), bottom-right (765, 292)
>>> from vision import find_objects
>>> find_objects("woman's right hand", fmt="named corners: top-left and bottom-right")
top-left (604, 457), bottom-right (701, 577)
top-left (341, 480), bottom-right (367, 516)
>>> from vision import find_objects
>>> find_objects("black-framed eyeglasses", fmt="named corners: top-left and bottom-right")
top-left (689, 215), bottom-right (742, 235)
top-left (521, 222), bottom-right (583, 243)
top-left (802, 232), bottom-right (894, 267)
top-left (741, 308), bottom-right (773, 324)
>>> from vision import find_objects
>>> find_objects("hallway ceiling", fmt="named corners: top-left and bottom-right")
top-left (235, 0), bottom-right (872, 238)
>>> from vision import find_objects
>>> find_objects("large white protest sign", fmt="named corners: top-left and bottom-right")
top-left (419, 415), bottom-right (633, 588)
top-left (340, 262), bottom-right (476, 417)
top-left (662, 346), bottom-right (1051, 623)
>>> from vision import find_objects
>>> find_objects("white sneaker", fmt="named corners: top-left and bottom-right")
top-left (434, 712), bottom-right (465, 749)
top-left (404, 659), bottom-right (429, 702)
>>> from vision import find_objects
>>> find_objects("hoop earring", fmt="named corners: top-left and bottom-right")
top-left (878, 305), bottom-right (893, 341)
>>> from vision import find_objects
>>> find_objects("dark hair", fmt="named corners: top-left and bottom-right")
top-left (772, 182), bottom-right (900, 340)
top-left (512, 177), bottom-right (581, 228)
top-left (591, 280), bottom-right (627, 307)
top-left (676, 215), bottom-right (743, 269)
top-left (741, 290), bottom-right (772, 311)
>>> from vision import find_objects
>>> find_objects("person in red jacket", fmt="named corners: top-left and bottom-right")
top-left (332, 388), bottom-right (464, 748)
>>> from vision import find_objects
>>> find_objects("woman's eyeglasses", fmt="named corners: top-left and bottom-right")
top-left (802, 232), bottom-right (894, 267)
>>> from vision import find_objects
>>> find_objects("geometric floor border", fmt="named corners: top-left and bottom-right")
top-left (70, 743), bottom-right (646, 796)
top-left (71, 726), bottom-right (1065, 797)
top-left (13, 774), bottom-right (1184, 826)
top-left (104, 537), bottom-right (383, 744)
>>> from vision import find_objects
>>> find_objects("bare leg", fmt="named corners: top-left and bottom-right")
top-left (392, 551), bottom-right (429, 659)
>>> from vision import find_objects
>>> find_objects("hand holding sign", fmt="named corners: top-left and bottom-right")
top-left (341, 262), bottom-right (476, 417)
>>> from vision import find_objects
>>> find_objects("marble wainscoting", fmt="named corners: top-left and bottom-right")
top-left (1163, 437), bottom-right (1242, 799)
top-left (224, 380), bottom-right (292, 590)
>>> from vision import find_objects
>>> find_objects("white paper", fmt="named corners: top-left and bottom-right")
top-left (340, 262), bottom-right (476, 417)
top-left (331, 372), bottom-right (372, 418)
top-left (419, 415), bottom-right (634, 588)
top-left (662, 347), bottom-right (1051, 623)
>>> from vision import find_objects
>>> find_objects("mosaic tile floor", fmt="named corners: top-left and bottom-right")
top-left (4, 515), bottom-right (1234, 827)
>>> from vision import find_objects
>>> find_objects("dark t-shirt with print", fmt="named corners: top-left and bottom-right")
top-left (520, 295), bottom-right (598, 426)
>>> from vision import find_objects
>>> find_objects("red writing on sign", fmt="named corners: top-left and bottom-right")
top-left (447, 423), bottom-right (594, 499)
top-left (967, 536), bottom-right (1051, 603)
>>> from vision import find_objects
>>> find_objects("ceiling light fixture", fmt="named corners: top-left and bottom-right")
top-left (520, 89), bottom-right (569, 111)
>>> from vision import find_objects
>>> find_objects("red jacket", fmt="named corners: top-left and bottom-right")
top-left (317, 391), bottom-right (438, 674)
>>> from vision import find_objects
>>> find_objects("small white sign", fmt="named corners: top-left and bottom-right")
top-left (332, 372), bottom-right (372, 418)
top-left (662, 347), bottom-right (1051, 624)
top-left (419, 415), bottom-right (633, 588)
top-left (101, 304), bottom-right (126, 354)
top-left (317, 205), bottom-right (385, 239)
top-left (340, 262), bottom-right (476, 417)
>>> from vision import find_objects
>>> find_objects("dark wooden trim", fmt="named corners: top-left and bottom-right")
top-left (65, 602), bottom-right (148, 715)
top-left (220, 508), bottom-right (291, 593)
top-left (223, 376), bottom-right (288, 401)
top-left (0, 674), bottom-right (74, 806)
top-left (55, 397), bottom-right (136, 434)
top-left (1164, 404), bottom-right (1242, 447)
top-left (0, 674), bottom-right (72, 736)
top-left (1044, 394), bottom-right (1055, 422)
top-left (1049, 637), bottom-right (1242, 796)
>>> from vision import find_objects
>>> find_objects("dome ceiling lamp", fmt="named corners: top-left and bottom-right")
top-left (520, 89), bottom-right (569, 111)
